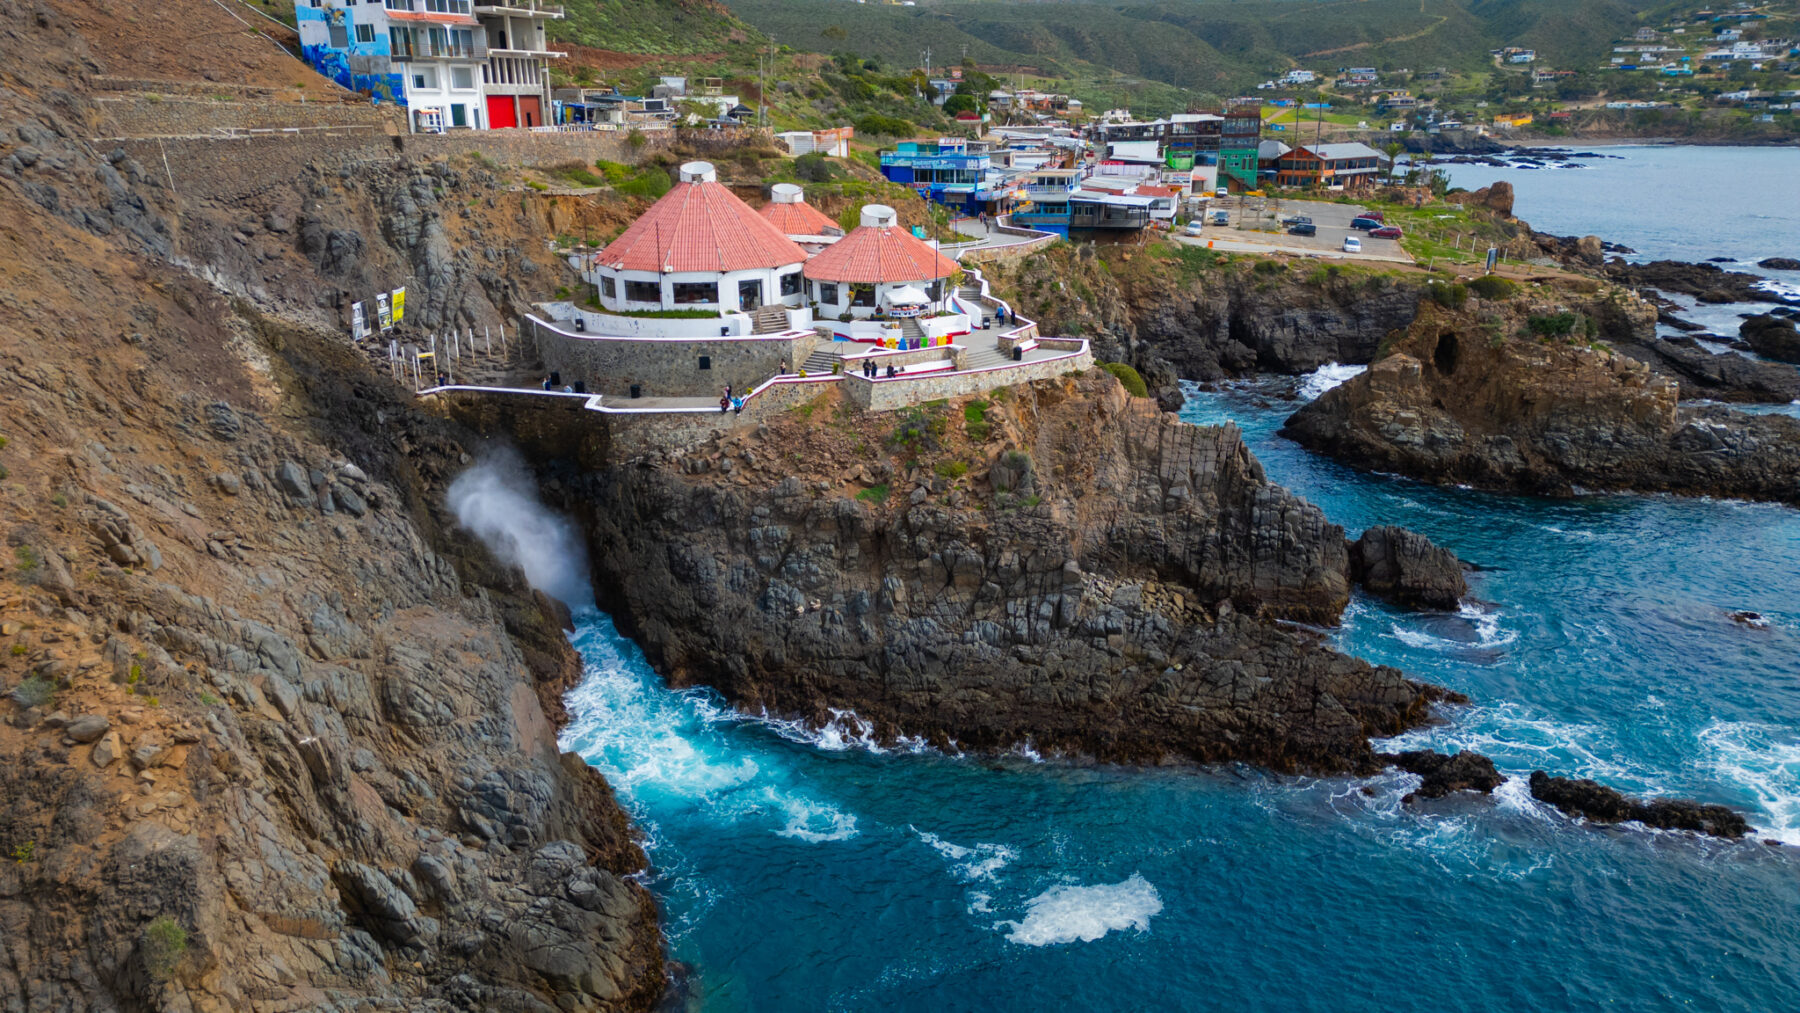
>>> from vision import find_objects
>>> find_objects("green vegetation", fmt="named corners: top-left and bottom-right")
top-left (963, 399), bottom-right (991, 441)
top-left (888, 405), bottom-right (948, 451)
top-left (551, 0), bottom-right (755, 56)
top-left (12, 545), bottom-right (38, 574)
top-left (1468, 275), bottom-right (1520, 301)
top-left (1427, 281), bottom-right (1469, 309)
top-left (141, 917), bottom-right (188, 982)
top-left (552, 164), bottom-right (604, 188)
top-left (1527, 311), bottom-right (1582, 339)
top-left (10, 676), bottom-right (56, 709)
top-left (855, 483), bottom-right (891, 504)
top-left (1100, 362), bottom-right (1149, 398)
top-left (1166, 243), bottom-right (1222, 280)
top-left (933, 459), bottom-right (970, 480)
top-left (9, 644), bottom-right (26, 657)
top-left (602, 307), bottom-right (721, 320)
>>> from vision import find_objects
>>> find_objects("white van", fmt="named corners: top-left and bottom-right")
top-left (1343, 236), bottom-right (1362, 254)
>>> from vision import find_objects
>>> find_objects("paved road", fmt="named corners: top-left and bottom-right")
top-left (1176, 197), bottom-right (1412, 264)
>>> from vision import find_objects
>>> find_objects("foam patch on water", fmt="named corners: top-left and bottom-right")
top-left (775, 797), bottom-right (860, 842)
top-left (1000, 874), bottom-right (1163, 946)
top-left (1377, 701), bottom-right (1662, 794)
top-left (913, 828), bottom-right (1018, 881)
top-left (1697, 721), bottom-right (1800, 844)
top-left (1297, 362), bottom-right (1367, 401)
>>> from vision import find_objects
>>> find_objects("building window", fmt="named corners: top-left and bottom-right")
top-left (817, 282), bottom-right (838, 304)
top-left (328, 22), bottom-right (348, 48)
top-left (850, 284), bottom-right (876, 308)
top-left (672, 282), bottom-right (718, 305)
top-left (451, 66), bottom-right (474, 90)
top-left (780, 271), bottom-right (802, 297)
top-left (354, 23), bottom-right (375, 44)
top-left (412, 66), bottom-right (437, 90)
top-left (450, 104), bottom-right (467, 128)
top-left (389, 27), bottom-right (413, 57)
top-left (698, 356), bottom-right (712, 370)
top-left (600, 276), bottom-right (616, 298)
top-left (624, 280), bottom-right (661, 303)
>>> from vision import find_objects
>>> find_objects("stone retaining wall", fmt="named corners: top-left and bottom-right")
top-left (842, 346), bottom-right (1094, 411)
top-left (96, 94), bottom-right (396, 139)
top-left (528, 316), bottom-right (821, 399)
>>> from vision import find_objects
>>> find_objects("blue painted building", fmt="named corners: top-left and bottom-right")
top-left (879, 139), bottom-right (993, 216)
top-left (294, 1), bottom-right (406, 109)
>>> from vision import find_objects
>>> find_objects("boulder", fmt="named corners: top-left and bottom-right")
top-left (1384, 749), bottom-right (1505, 799)
top-left (1757, 257), bottom-right (1800, 271)
top-left (1528, 771), bottom-right (1749, 839)
top-left (64, 713), bottom-right (109, 743)
top-left (1740, 314), bottom-right (1800, 364)
top-left (1348, 526), bottom-right (1467, 610)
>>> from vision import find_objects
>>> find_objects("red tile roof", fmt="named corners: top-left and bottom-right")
top-left (759, 198), bottom-right (841, 237)
top-left (1134, 184), bottom-right (1178, 198)
top-left (801, 219), bottom-right (958, 283)
top-left (604, 169), bottom-right (807, 274)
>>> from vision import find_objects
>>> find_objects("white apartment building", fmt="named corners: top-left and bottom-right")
top-left (476, 1), bottom-right (564, 129)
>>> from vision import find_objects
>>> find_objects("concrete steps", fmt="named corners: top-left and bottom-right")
top-left (801, 348), bottom-right (841, 374)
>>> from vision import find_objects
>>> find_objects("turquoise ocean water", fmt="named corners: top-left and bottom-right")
top-left (551, 147), bottom-right (1800, 1011)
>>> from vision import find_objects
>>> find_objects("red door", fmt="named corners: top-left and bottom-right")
top-left (486, 95), bottom-right (517, 130)
top-left (520, 96), bottom-right (542, 128)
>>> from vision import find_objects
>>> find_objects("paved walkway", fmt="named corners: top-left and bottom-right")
top-left (945, 216), bottom-right (1057, 255)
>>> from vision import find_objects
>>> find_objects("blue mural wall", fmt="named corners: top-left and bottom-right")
top-left (296, 4), bottom-right (406, 107)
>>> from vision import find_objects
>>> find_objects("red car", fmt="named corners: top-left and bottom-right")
top-left (1370, 225), bottom-right (1404, 239)
top-left (1358, 210), bottom-right (1385, 222)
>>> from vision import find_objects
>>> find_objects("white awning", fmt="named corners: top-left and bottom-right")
top-left (887, 284), bottom-right (931, 304)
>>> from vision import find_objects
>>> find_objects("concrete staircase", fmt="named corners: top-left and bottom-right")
top-left (750, 305), bottom-right (791, 334)
top-left (800, 347), bottom-right (841, 375)
top-left (961, 345), bottom-right (1008, 371)
top-left (898, 317), bottom-right (925, 345)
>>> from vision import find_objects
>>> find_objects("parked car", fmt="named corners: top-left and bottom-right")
top-left (1287, 222), bottom-right (1317, 236)
top-left (1281, 215), bottom-right (1313, 225)
top-left (1216, 188), bottom-right (1229, 198)
top-left (1370, 225), bottom-right (1404, 239)
top-left (1343, 236), bottom-right (1362, 253)
top-left (1211, 210), bottom-right (1230, 226)
top-left (1350, 216), bottom-right (1383, 231)
top-left (1357, 210), bottom-right (1385, 222)
top-left (1184, 220), bottom-right (1206, 237)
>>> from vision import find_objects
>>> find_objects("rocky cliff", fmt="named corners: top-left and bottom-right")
top-left (0, 3), bottom-right (665, 1008)
top-left (550, 375), bottom-right (1461, 774)
top-left (1281, 298), bottom-right (1800, 505)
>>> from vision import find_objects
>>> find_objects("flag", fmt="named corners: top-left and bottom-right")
top-left (351, 301), bottom-right (366, 339)
top-left (376, 293), bottom-right (392, 331)
top-left (391, 287), bottom-right (406, 325)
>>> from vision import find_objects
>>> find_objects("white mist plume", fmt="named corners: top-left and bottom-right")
top-left (447, 448), bottom-right (593, 609)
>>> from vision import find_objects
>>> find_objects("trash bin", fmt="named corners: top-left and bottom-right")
top-left (573, 381), bottom-right (586, 394)
top-left (573, 318), bottom-right (585, 332)
top-left (549, 370), bottom-right (561, 387)
top-left (720, 326), bottom-right (730, 337)
top-left (1012, 346), bottom-right (1023, 361)
top-left (629, 383), bottom-right (641, 399)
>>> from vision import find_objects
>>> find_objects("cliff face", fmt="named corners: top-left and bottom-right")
top-left (1281, 298), bottom-right (1800, 504)
top-left (0, 5), bottom-right (663, 1009)
top-left (562, 376), bottom-right (1455, 773)
top-left (980, 244), bottom-right (1427, 389)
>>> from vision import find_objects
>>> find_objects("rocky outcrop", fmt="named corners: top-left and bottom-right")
top-left (1281, 301), bottom-right (1800, 505)
top-left (1349, 527), bottom-right (1467, 611)
top-left (1758, 257), bottom-right (1800, 272)
top-left (1617, 335), bottom-right (1800, 403)
top-left (1741, 314), bottom-right (1800, 364)
top-left (983, 243), bottom-right (1428, 385)
top-left (556, 374), bottom-right (1456, 774)
top-left (1528, 772), bottom-right (1749, 839)
top-left (1606, 260), bottom-right (1796, 307)
top-left (1447, 181), bottom-right (1515, 217)
top-left (1384, 750), bottom-right (1504, 800)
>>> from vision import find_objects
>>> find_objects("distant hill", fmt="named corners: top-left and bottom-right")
top-left (551, 0), bottom-right (761, 55)
top-left (725, 0), bottom-right (1660, 95)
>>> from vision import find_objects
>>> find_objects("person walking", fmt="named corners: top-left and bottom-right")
top-left (719, 393), bottom-right (729, 413)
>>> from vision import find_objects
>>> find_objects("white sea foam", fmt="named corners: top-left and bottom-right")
top-left (774, 796), bottom-right (860, 842)
top-left (1297, 362), bottom-right (1367, 401)
top-left (967, 892), bottom-right (994, 915)
top-left (1000, 874), bottom-right (1163, 946)
top-left (447, 448), bottom-right (593, 608)
top-left (1697, 721), bottom-right (1800, 844)
top-left (913, 828), bottom-right (1018, 881)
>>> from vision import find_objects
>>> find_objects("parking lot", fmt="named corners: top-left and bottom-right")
top-left (1176, 197), bottom-right (1411, 263)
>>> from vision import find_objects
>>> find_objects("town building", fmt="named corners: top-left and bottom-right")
top-left (590, 162), bottom-right (808, 316)
top-left (1218, 98), bottom-right (1263, 191)
top-left (1273, 142), bottom-right (1384, 189)
top-left (294, 0), bottom-right (561, 132)
top-left (802, 205), bottom-right (963, 335)
top-left (477, 1), bottom-right (564, 129)
top-left (759, 184), bottom-right (844, 248)
top-left (776, 127), bottom-right (855, 158)
top-left (878, 138), bottom-right (994, 215)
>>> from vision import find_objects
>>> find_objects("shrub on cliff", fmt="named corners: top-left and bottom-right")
top-left (141, 916), bottom-right (187, 981)
top-left (1467, 275), bottom-right (1518, 301)
top-left (1527, 312), bottom-right (1580, 339)
top-left (1100, 362), bottom-right (1149, 398)
top-left (1426, 281), bottom-right (1468, 309)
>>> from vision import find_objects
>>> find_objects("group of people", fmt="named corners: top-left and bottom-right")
top-left (719, 384), bottom-right (744, 414)
top-left (540, 370), bottom-right (583, 394)
top-left (856, 357), bottom-right (898, 379)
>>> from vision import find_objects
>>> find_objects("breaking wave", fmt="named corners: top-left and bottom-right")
top-left (1000, 874), bottom-right (1163, 946)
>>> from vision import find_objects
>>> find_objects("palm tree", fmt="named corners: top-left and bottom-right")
top-left (1382, 140), bottom-right (1404, 184)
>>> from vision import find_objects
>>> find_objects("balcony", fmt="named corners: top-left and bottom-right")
top-left (1023, 184), bottom-right (1076, 201)
top-left (391, 37), bottom-right (489, 61)
top-left (473, 1), bottom-right (564, 16)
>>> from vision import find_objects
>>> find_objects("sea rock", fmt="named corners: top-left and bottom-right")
top-left (1281, 300), bottom-right (1800, 505)
top-left (1527, 771), bottom-right (1749, 839)
top-left (1449, 182), bottom-right (1514, 217)
top-left (1348, 526), bottom-right (1467, 610)
top-left (560, 373), bottom-right (1456, 774)
top-left (1619, 335), bottom-right (1800, 403)
top-left (1740, 314), bottom-right (1800, 364)
top-left (1385, 749), bottom-right (1505, 800)
top-left (1758, 257), bottom-right (1800, 271)
top-left (1607, 260), bottom-right (1786, 306)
